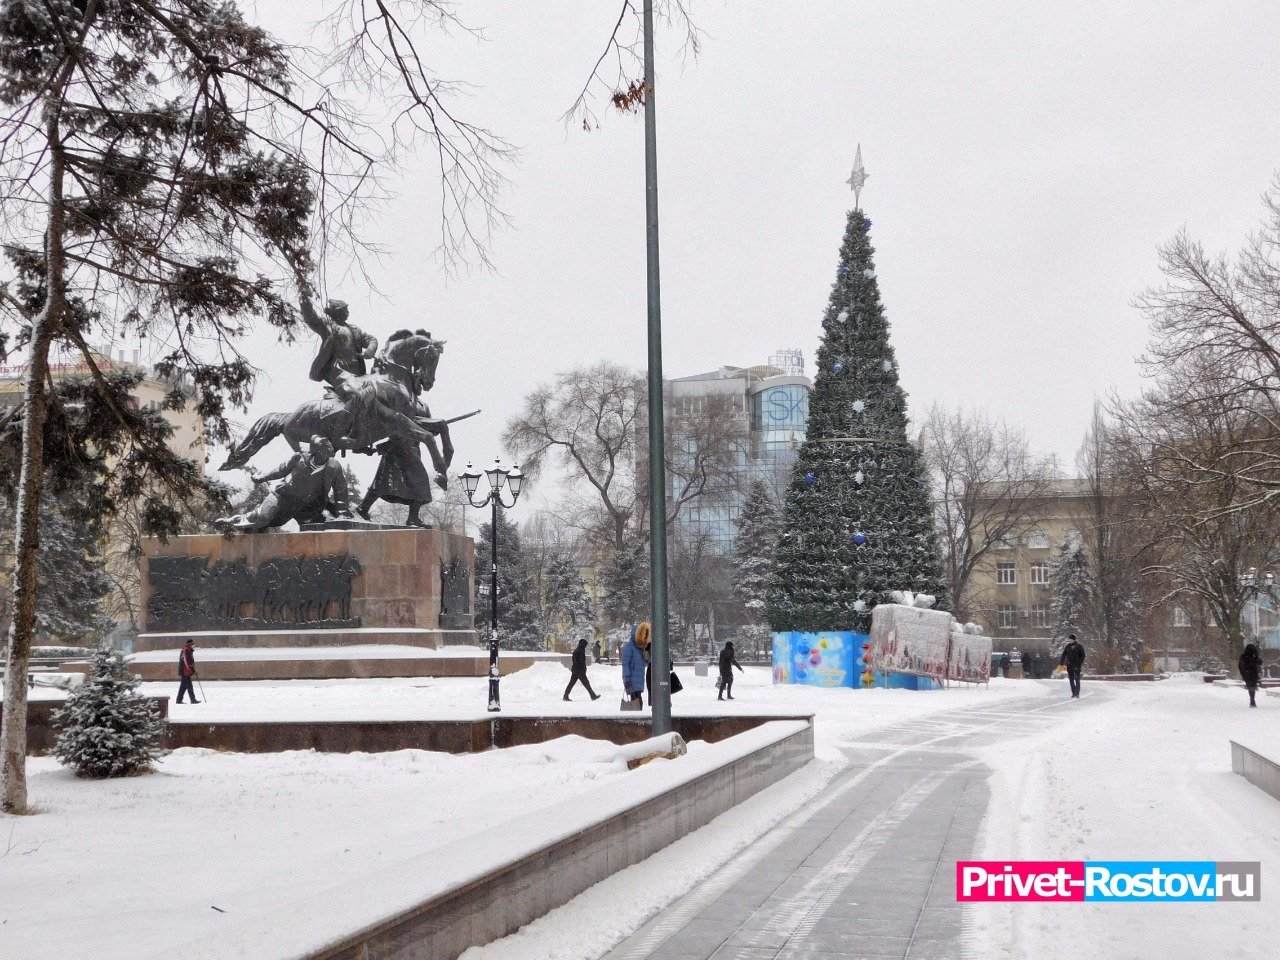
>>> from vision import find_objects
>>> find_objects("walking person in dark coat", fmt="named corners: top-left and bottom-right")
top-left (1239, 642), bottom-right (1263, 708)
top-left (717, 640), bottom-right (744, 701)
top-left (1059, 634), bottom-right (1086, 699)
top-left (564, 637), bottom-right (601, 702)
top-left (592, 640), bottom-right (603, 664)
top-left (177, 639), bottom-right (200, 704)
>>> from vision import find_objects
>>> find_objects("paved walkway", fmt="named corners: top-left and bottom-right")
top-left (602, 685), bottom-right (1105, 960)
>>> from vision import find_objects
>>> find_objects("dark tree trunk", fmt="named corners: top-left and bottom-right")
top-left (1, 110), bottom-right (68, 813)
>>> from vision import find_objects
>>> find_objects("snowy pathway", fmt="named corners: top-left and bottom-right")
top-left (600, 687), bottom-right (1098, 960)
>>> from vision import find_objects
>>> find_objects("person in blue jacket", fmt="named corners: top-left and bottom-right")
top-left (622, 622), bottom-right (651, 707)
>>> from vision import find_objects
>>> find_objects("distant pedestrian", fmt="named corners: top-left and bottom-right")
top-left (718, 640), bottom-right (744, 701)
top-left (622, 623), bottom-right (650, 707)
top-left (564, 637), bottom-right (601, 702)
top-left (1060, 634), bottom-right (1086, 699)
top-left (1239, 642), bottom-right (1263, 708)
top-left (999, 653), bottom-right (1010, 679)
top-left (177, 639), bottom-right (200, 704)
top-left (592, 639), bottom-right (603, 664)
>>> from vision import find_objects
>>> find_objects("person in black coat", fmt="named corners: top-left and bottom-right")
top-left (717, 641), bottom-right (743, 701)
top-left (563, 637), bottom-right (601, 702)
top-left (1059, 634), bottom-right (1086, 699)
top-left (176, 639), bottom-right (200, 704)
top-left (592, 639), bottom-right (603, 664)
top-left (1239, 642), bottom-right (1263, 708)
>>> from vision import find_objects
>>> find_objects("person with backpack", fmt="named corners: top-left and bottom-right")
top-left (177, 639), bottom-right (200, 704)
top-left (1239, 642), bottom-right (1263, 708)
top-left (564, 637), bottom-right (601, 702)
top-left (1059, 634), bottom-right (1086, 699)
top-left (717, 640), bottom-right (744, 701)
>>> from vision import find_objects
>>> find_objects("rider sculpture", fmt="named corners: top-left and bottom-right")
top-left (301, 296), bottom-right (378, 391)
top-left (219, 295), bottom-right (469, 529)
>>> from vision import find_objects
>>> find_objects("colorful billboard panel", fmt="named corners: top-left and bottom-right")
top-left (772, 631), bottom-right (862, 687)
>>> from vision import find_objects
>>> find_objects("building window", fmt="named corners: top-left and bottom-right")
top-left (1172, 606), bottom-right (1191, 628)
top-left (993, 536), bottom-right (1015, 551)
top-left (1029, 563), bottom-right (1050, 586)
top-left (996, 563), bottom-right (1016, 585)
top-left (1026, 530), bottom-right (1050, 550)
top-left (998, 605), bottom-right (1017, 629)
top-left (1029, 604), bottom-right (1049, 627)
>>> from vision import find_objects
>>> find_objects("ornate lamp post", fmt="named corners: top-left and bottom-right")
top-left (461, 458), bottom-right (524, 712)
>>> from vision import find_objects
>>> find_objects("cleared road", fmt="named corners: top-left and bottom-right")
top-left (602, 685), bottom-right (1102, 960)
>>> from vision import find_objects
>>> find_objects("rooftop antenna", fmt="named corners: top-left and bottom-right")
top-left (846, 144), bottom-right (869, 209)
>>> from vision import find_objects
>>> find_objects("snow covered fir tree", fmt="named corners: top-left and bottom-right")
top-left (474, 510), bottom-right (543, 651)
top-left (52, 648), bottom-right (167, 779)
top-left (1049, 540), bottom-right (1092, 654)
top-left (766, 208), bottom-right (945, 633)
top-left (0, 493), bottom-right (113, 650)
top-left (734, 480), bottom-right (782, 656)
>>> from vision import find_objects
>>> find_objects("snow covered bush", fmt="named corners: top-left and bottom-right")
top-left (52, 648), bottom-right (167, 778)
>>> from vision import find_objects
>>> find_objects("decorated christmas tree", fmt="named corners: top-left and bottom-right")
top-left (766, 206), bottom-right (945, 632)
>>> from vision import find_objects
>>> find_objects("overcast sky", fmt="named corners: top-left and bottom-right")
top-left (211, 0), bottom-right (1280, 492)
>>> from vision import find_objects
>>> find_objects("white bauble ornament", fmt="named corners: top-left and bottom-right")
top-left (852, 400), bottom-right (865, 413)
top-left (863, 268), bottom-right (875, 279)
top-left (836, 309), bottom-right (848, 323)
top-left (853, 600), bottom-right (867, 613)
top-left (854, 470), bottom-right (865, 485)
top-left (882, 359), bottom-right (892, 371)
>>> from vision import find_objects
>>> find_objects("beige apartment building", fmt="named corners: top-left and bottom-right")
top-left (967, 479), bottom-right (1091, 655)
top-left (967, 479), bottom-right (1216, 668)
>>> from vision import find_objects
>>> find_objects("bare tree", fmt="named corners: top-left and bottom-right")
top-left (1072, 407), bottom-right (1146, 669)
top-left (563, 0), bottom-right (702, 130)
top-left (503, 362), bottom-right (641, 551)
top-left (1135, 180), bottom-right (1280, 503)
top-left (1113, 360), bottom-right (1280, 665)
top-left (920, 403), bottom-right (1058, 620)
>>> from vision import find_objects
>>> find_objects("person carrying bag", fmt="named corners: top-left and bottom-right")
top-left (620, 622), bottom-right (650, 711)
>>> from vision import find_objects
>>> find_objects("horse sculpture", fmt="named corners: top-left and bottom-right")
top-left (221, 329), bottom-right (462, 526)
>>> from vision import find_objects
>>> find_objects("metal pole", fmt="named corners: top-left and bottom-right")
top-left (488, 494), bottom-right (501, 712)
top-left (643, 0), bottom-right (672, 736)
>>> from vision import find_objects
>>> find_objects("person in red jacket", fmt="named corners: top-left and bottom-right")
top-left (177, 639), bottom-right (200, 704)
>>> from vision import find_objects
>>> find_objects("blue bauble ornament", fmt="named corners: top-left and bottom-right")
top-left (863, 217), bottom-right (873, 229)
top-left (852, 532), bottom-right (868, 546)
top-left (833, 362), bottom-right (844, 374)
top-left (838, 265), bottom-right (849, 278)
top-left (804, 471), bottom-right (817, 487)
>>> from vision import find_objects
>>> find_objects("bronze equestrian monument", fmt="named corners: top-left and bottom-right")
top-left (126, 298), bottom-right (556, 681)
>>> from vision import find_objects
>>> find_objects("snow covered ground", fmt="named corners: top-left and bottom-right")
top-left (971, 675), bottom-right (1280, 960)
top-left (146, 660), bottom-right (1024, 761)
top-left (0, 664), bottom-right (1024, 960)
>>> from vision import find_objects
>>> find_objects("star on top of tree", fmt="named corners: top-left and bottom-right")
top-left (846, 144), bottom-right (869, 207)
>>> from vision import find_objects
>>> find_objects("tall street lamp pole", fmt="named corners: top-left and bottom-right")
top-left (461, 458), bottom-right (524, 712)
top-left (642, 0), bottom-right (672, 737)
